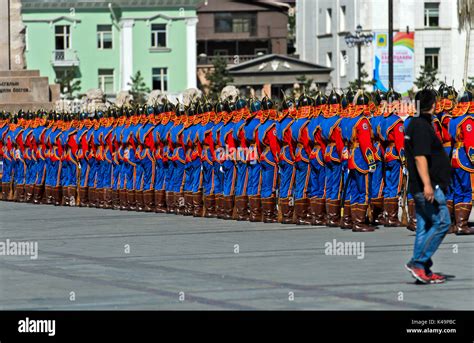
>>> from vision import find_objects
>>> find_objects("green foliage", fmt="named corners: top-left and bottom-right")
top-left (55, 68), bottom-right (81, 99)
top-left (205, 57), bottom-right (234, 99)
top-left (128, 71), bottom-right (150, 104)
top-left (414, 65), bottom-right (439, 89)
top-left (348, 63), bottom-right (376, 89)
top-left (467, 76), bottom-right (474, 89)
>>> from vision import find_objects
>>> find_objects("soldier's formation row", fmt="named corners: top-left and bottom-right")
top-left (0, 85), bottom-right (473, 234)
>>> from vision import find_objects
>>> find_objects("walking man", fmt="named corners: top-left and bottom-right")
top-left (404, 88), bottom-right (452, 284)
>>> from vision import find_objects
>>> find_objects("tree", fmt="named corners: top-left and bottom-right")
top-left (205, 57), bottom-right (234, 99)
top-left (292, 75), bottom-right (318, 98)
top-left (348, 63), bottom-right (376, 90)
top-left (55, 68), bottom-right (81, 99)
top-left (414, 65), bottom-right (439, 89)
top-left (128, 71), bottom-right (150, 104)
top-left (467, 76), bottom-right (474, 89)
top-left (458, 0), bottom-right (474, 81)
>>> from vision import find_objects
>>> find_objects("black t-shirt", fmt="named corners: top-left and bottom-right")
top-left (404, 114), bottom-right (452, 194)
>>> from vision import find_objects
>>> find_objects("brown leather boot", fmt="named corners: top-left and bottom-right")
top-left (154, 190), bottom-right (167, 213)
top-left (111, 189), bottom-right (120, 210)
top-left (127, 190), bottom-right (137, 211)
top-left (166, 192), bottom-right (175, 213)
top-left (222, 196), bottom-right (234, 220)
top-left (69, 187), bottom-right (77, 207)
top-left (88, 187), bottom-right (96, 207)
top-left (279, 198), bottom-right (294, 224)
top-left (96, 188), bottom-right (104, 208)
top-left (352, 204), bottom-right (375, 232)
top-left (136, 191), bottom-right (144, 212)
top-left (183, 191), bottom-right (193, 216)
top-left (326, 199), bottom-right (341, 227)
top-left (340, 200), bottom-right (352, 229)
top-left (407, 199), bottom-right (417, 232)
top-left (204, 194), bottom-right (217, 218)
top-left (215, 194), bottom-right (224, 219)
top-left (454, 203), bottom-right (474, 235)
top-left (18, 184), bottom-right (26, 203)
top-left (384, 197), bottom-right (401, 227)
top-left (143, 190), bottom-right (154, 212)
top-left (175, 192), bottom-right (185, 215)
top-left (33, 184), bottom-right (43, 204)
top-left (79, 187), bottom-right (89, 207)
top-left (192, 191), bottom-right (204, 217)
top-left (262, 196), bottom-right (277, 223)
top-left (371, 197), bottom-right (385, 226)
top-left (25, 185), bottom-right (34, 203)
top-left (234, 195), bottom-right (249, 221)
top-left (102, 188), bottom-right (111, 209)
top-left (249, 195), bottom-right (263, 222)
top-left (119, 189), bottom-right (128, 210)
top-left (294, 198), bottom-right (311, 225)
top-left (53, 186), bottom-right (62, 206)
top-left (62, 186), bottom-right (70, 206)
top-left (0, 182), bottom-right (7, 201)
top-left (310, 197), bottom-right (326, 226)
top-left (44, 186), bottom-right (53, 205)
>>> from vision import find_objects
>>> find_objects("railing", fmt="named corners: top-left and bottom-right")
top-left (197, 54), bottom-right (259, 65)
top-left (197, 25), bottom-right (287, 39)
top-left (51, 50), bottom-right (80, 67)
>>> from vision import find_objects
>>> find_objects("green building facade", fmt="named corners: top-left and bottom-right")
top-left (21, 0), bottom-right (201, 98)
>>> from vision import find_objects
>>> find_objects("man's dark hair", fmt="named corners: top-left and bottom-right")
top-left (415, 89), bottom-right (437, 113)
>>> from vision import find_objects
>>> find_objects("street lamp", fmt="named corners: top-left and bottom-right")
top-left (344, 25), bottom-right (374, 89)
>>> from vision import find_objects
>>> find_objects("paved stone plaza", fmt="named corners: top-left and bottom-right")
top-left (0, 201), bottom-right (472, 310)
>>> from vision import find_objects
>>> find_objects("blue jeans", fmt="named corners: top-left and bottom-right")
top-left (410, 186), bottom-right (451, 271)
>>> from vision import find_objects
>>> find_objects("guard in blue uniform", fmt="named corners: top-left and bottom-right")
top-left (449, 88), bottom-right (474, 235)
top-left (276, 95), bottom-right (296, 224)
top-left (320, 92), bottom-right (344, 227)
top-left (291, 94), bottom-right (312, 224)
top-left (379, 89), bottom-right (406, 226)
top-left (245, 98), bottom-right (262, 221)
top-left (219, 100), bottom-right (236, 220)
top-left (233, 98), bottom-right (250, 221)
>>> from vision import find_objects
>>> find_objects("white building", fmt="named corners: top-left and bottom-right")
top-left (296, 0), bottom-right (474, 90)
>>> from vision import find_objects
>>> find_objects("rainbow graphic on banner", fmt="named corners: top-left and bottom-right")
top-left (373, 32), bottom-right (415, 96)
top-left (394, 32), bottom-right (414, 52)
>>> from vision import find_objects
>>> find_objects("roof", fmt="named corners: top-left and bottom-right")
top-left (228, 54), bottom-right (333, 75)
top-left (22, 0), bottom-right (203, 10)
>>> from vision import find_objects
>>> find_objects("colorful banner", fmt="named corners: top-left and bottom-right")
top-left (373, 32), bottom-right (415, 96)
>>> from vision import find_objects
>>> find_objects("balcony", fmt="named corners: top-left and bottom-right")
top-left (51, 50), bottom-right (80, 67)
top-left (197, 54), bottom-right (259, 66)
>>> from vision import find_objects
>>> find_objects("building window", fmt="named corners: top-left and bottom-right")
top-left (215, 13), bottom-right (257, 34)
top-left (326, 52), bottom-right (332, 67)
top-left (424, 2), bottom-right (439, 27)
top-left (98, 69), bottom-right (114, 94)
top-left (339, 6), bottom-right (346, 32)
top-left (151, 24), bottom-right (167, 48)
top-left (326, 8), bottom-right (332, 34)
top-left (425, 48), bottom-right (440, 70)
top-left (340, 50), bottom-right (347, 77)
top-left (97, 25), bottom-right (113, 49)
top-left (152, 68), bottom-right (168, 91)
top-left (55, 25), bottom-right (70, 50)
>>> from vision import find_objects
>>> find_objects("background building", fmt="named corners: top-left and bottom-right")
top-left (296, 0), bottom-right (474, 90)
top-left (22, 0), bottom-right (201, 99)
